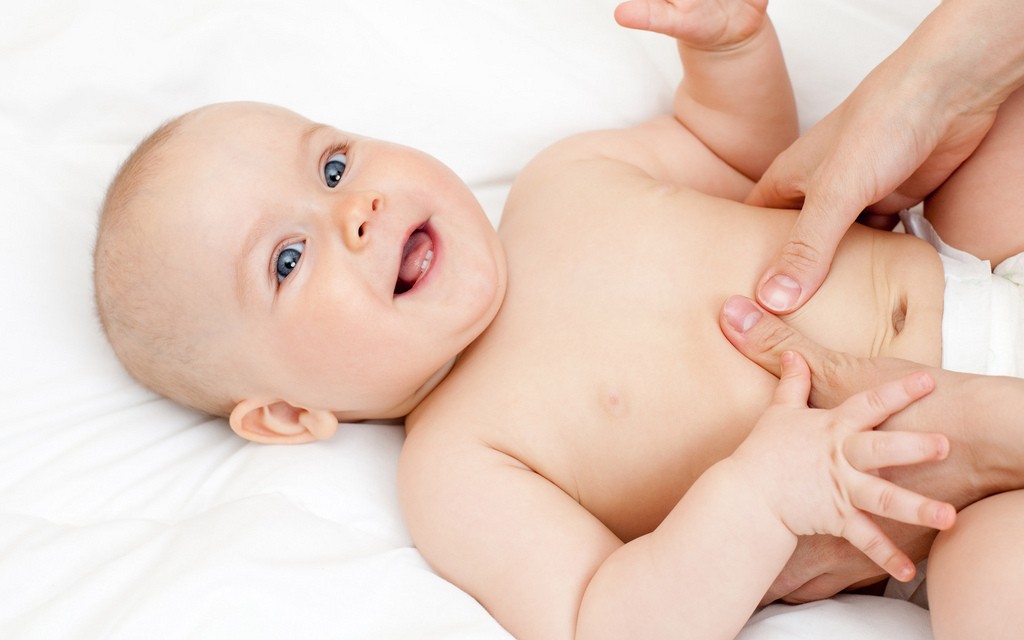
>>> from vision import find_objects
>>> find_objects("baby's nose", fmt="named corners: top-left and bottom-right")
top-left (335, 190), bottom-right (382, 250)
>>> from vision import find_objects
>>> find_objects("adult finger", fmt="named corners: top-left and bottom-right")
top-left (777, 573), bottom-right (856, 605)
top-left (856, 210), bottom-right (901, 230)
top-left (755, 195), bottom-right (850, 313)
top-left (745, 116), bottom-right (834, 210)
top-left (761, 536), bottom-right (874, 605)
top-left (744, 158), bottom-right (807, 210)
top-left (719, 295), bottom-right (828, 379)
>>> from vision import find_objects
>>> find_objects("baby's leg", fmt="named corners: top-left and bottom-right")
top-left (925, 86), bottom-right (1024, 264)
top-left (928, 489), bottom-right (1024, 639)
top-left (616, 0), bottom-right (797, 180)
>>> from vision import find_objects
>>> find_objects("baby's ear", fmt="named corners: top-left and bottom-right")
top-left (229, 399), bottom-right (338, 445)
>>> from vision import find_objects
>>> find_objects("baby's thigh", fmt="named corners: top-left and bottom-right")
top-left (924, 87), bottom-right (1024, 264)
top-left (928, 489), bottom-right (1024, 640)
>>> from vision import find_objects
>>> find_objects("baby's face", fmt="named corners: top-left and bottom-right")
top-left (150, 102), bottom-right (506, 421)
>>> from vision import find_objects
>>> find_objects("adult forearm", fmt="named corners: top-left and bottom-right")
top-left (950, 373), bottom-right (1024, 496)
top-left (768, 372), bottom-right (1024, 603)
top-left (903, 0), bottom-right (1024, 113)
top-left (874, 368), bottom-right (1023, 509)
top-left (719, 296), bottom-right (1024, 602)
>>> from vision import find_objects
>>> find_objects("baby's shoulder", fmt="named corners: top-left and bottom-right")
top-left (398, 363), bottom-right (540, 518)
top-left (506, 115), bottom-right (750, 222)
top-left (401, 356), bottom-right (509, 456)
top-left (401, 340), bottom-right (564, 472)
top-left (516, 115), bottom-right (694, 183)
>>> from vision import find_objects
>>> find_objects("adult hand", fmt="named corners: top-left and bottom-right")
top-left (720, 295), bottom-right (1024, 603)
top-left (720, 295), bottom-right (957, 602)
top-left (747, 0), bottom-right (1024, 314)
top-left (730, 350), bottom-right (953, 586)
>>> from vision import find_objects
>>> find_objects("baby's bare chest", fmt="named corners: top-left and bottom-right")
top-left (442, 182), bottom-right (939, 540)
top-left (454, 223), bottom-right (779, 539)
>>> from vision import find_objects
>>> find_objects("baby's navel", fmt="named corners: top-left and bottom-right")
top-left (892, 294), bottom-right (908, 335)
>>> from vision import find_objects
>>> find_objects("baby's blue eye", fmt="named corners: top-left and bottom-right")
top-left (324, 152), bottom-right (348, 188)
top-left (276, 241), bottom-right (304, 283)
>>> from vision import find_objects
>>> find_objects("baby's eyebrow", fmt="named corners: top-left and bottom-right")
top-left (234, 122), bottom-right (328, 307)
top-left (300, 122), bottom-right (330, 153)
top-left (235, 211), bottom-right (278, 307)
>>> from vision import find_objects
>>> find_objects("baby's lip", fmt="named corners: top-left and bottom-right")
top-left (394, 221), bottom-right (435, 296)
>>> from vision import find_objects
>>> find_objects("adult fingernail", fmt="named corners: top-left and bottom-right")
top-left (724, 296), bottom-right (763, 333)
top-left (760, 275), bottom-right (801, 313)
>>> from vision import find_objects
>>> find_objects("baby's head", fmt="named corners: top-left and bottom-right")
top-left (94, 102), bottom-right (506, 443)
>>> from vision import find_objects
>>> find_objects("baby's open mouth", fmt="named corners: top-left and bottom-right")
top-left (395, 228), bottom-right (434, 295)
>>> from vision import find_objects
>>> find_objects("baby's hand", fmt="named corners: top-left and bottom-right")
top-left (614, 0), bottom-right (768, 51)
top-left (730, 351), bottom-right (956, 582)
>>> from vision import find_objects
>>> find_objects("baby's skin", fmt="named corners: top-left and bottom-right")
top-left (399, 2), bottom-right (951, 638)
top-left (94, 1), bottom-right (1002, 638)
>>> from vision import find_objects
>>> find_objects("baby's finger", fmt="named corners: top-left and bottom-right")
top-left (613, 1), bottom-right (677, 35)
top-left (840, 513), bottom-right (917, 582)
top-left (769, 351), bottom-right (812, 409)
top-left (843, 431), bottom-right (949, 471)
top-left (849, 473), bottom-right (957, 531)
top-left (837, 371), bottom-right (934, 431)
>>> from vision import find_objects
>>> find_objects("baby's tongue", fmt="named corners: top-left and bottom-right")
top-left (398, 230), bottom-right (433, 289)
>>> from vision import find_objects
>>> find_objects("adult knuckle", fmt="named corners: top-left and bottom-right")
top-left (784, 576), bottom-right (842, 604)
top-left (782, 591), bottom-right (815, 605)
top-left (756, 322), bottom-right (795, 355)
top-left (817, 351), bottom-right (854, 390)
top-left (780, 239), bottom-right (822, 273)
top-left (770, 574), bottom-right (803, 598)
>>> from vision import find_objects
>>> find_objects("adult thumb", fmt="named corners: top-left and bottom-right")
top-left (719, 295), bottom-right (826, 380)
top-left (756, 202), bottom-right (846, 314)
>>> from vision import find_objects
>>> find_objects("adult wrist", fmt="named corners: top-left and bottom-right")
top-left (913, 0), bottom-right (1024, 109)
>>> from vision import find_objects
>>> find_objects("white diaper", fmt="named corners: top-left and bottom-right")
top-left (900, 209), bottom-right (1024, 377)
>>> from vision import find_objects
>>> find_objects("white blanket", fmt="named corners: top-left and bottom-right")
top-left (0, 1), bottom-right (940, 637)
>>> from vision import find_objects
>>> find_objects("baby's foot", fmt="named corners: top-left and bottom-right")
top-left (615, 0), bottom-right (768, 51)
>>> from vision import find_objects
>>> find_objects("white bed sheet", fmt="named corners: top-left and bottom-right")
top-left (0, 0), bottom-right (940, 637)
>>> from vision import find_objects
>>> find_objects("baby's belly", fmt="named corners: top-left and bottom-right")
top-left (477, 192), bottom-right (944, 542)
top-left (775, 222), bottom-right (944, 368)
top-left (493, 265), bottom-right (941, 543)
top-left (560, 349), bottom-right (777, 541)
top-left (470, 289), bottom-right (784, 541)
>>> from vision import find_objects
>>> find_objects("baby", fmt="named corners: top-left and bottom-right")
top-left (93, 0), bottom-right (1024, 638)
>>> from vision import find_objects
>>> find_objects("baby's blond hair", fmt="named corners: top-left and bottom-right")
top-left (94, 113), bottom-right (234, 417)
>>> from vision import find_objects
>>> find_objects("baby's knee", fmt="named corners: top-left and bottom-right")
top-left (928, 489), bottom-right (1024, 640)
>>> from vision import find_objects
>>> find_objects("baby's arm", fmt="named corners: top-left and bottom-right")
top-left (616, 0), bottom-right (798, 180)
top-left (400, 355), bottom-right (953, 640)
top-left (579, 354), bottom-right (952, 639)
